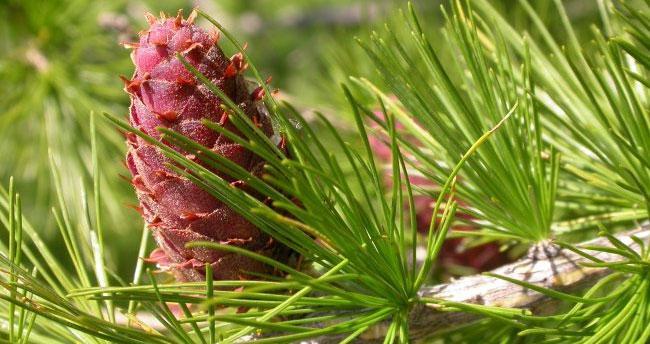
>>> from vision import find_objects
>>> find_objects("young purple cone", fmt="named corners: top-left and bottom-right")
top-left (123, 10), bottom-right (287, 281)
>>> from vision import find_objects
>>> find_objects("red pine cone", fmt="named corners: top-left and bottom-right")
top-left (123, 10), bottom-right (288, 281)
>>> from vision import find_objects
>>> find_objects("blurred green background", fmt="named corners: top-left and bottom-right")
top-left (0, 0), bottom-right (601, 280)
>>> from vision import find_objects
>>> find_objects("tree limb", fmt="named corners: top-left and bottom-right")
top-left (306, 224), bottom-right (650, 343)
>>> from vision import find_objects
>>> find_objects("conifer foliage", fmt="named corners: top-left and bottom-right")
top-left (0, 1), bottom-right (648, 343)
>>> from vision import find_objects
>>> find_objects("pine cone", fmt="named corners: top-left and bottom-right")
top-left (123, 10), bottom-right (288, 281)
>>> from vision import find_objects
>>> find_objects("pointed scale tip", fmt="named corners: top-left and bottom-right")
top-left (181, 42), bottom-right (203, 55)
top-left (126, 204), bottom-right (144, 215)
top-left (251, 86), bottom-right (265, 102)
top-left (180, 212), bottom-right (208, 221)
top-left (224, 52), bottom-right (246, 78)
top-left (187, 9), bottom-right (198, 24)
top-left (119, 75), bottom-right (130, 85)
top-left (121, 41), bottom-right (140, 49)
top-left (144, 12), bottom-right (157, 25)
top-left (120, 75), bottom-right (141, 94)
top-left (174, 9), bottom-right (183, 28)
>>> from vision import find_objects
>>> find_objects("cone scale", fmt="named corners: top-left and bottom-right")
top-left (123, 10), bottom-right (286, 281)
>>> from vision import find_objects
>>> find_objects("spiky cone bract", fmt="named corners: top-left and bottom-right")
top-left (123, 10), bottom-right (288, 282)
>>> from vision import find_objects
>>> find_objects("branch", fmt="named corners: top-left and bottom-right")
top-left (307, 224), bottom-right (650, 343)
